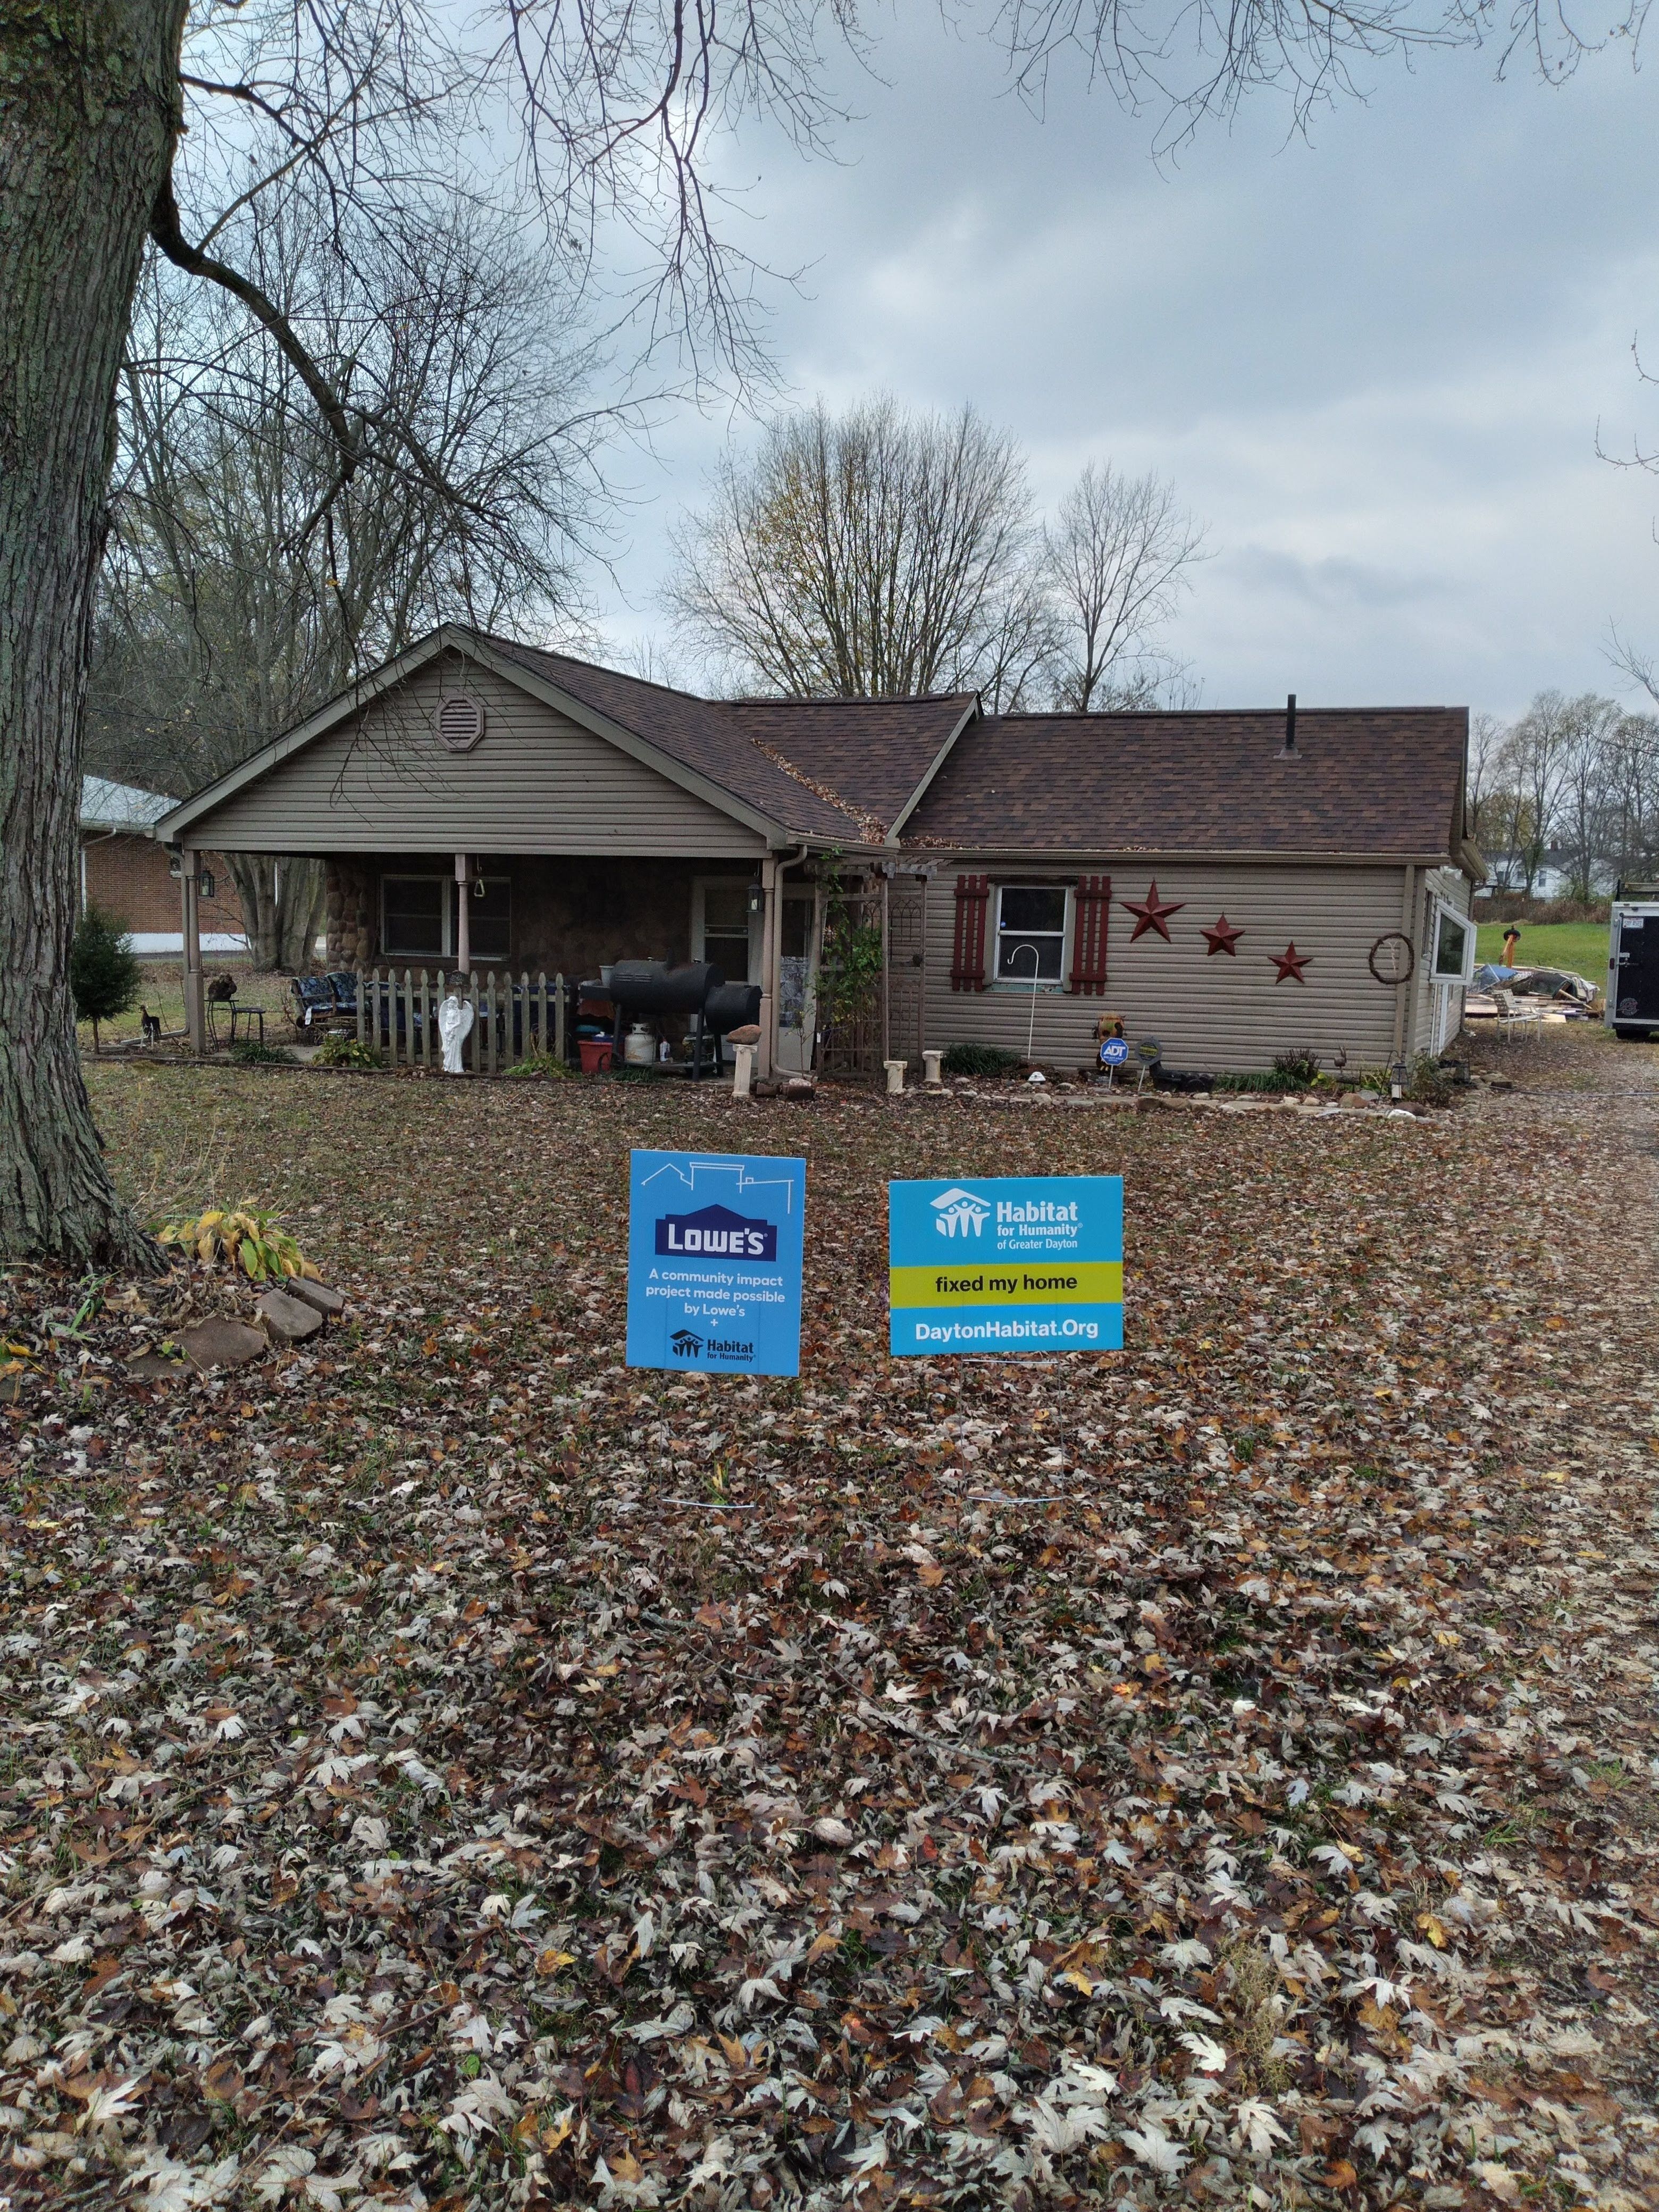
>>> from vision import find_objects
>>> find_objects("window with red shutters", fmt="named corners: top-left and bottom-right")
top-left (950, 874), bottom-right (990, 992)
top-left (1068, 874), bottom-right (1111, 994)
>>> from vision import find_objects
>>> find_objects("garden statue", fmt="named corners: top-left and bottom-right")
top-left (438, 992), bottom-right (474, 1076)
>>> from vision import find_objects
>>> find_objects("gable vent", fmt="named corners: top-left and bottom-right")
top-left (436, 693), bottom-right (486, 752)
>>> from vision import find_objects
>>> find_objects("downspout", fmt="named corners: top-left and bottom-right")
top-left (759, 844), bottom-right (810, 1081)
top-left (1392, 865), bottom-right (1416, 1066)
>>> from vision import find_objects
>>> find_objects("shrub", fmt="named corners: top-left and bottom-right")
top-left (314, 1035), bottom-right (383, 1069)
top-left (942, 1042), bottom-right (1024, 1077)
top-left (1404, 1052), bottom-right (1453, 1107)
top-left (504, 1051), bottom-right (573, 1079)
top-left (155, 1202), bottom-right (314, 1281)
top-left (1271, 1046), bottom-right (1321, 1085)
top-left (1213, 1069), bottom-right (1303, 1093)
top-left (71, 903), bottom-right (141, 1050)
top-left (230, 1040), bottom-right (296, 1066)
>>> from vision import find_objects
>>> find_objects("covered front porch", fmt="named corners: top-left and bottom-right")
top-left (175, 844), bottom-right (842, 1077)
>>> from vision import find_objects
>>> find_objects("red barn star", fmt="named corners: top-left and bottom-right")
top-left (1122, 879), bottom-right (1185, 942)
top-left (1202, 914), bottom-right (1243, 957)
top-left (1270, 941), bottom-right (1312, 984)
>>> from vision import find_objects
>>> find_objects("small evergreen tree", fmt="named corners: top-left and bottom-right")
top-left (70, 903), bottom-right (141, 1053)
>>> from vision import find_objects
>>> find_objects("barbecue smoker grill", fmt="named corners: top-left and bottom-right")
top-left (596, 961), bottom-right (763, 1076)
top-left (1608, 896), bottom-right (1659, 1040)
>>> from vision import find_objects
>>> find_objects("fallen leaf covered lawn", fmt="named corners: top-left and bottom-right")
top-left (4, 1032), bottom-right (1658, 2211)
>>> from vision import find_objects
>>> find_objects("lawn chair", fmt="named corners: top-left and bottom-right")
top-left (205, 972), bottom-right (270, 1047)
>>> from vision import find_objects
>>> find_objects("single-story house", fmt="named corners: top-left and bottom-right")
top-left (81, 776), bottom-right (247, 954)
top-left (153, 625), bottom-right (1482, 1075)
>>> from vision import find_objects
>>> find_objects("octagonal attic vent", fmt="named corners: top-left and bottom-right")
top-left (435, 692), bottom-right (486, 752)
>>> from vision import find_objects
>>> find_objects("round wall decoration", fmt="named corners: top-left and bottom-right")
top-left (435, 692), bottom-right (487, 752)
top-left (1368, 931), bottom-right (1415, 985)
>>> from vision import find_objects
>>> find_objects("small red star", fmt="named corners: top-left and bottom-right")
top-left (1270, 942), bottom-right (1312, 984)
top-left (1202, 914), bottom-right (1243, 957)
top-left (1122, 878), bottom-right (1186, 943)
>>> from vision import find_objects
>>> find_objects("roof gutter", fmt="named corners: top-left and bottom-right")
top-left (902, 845), bottom-right (1464, 869)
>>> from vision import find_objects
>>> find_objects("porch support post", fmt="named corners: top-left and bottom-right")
top-left (455, 852), bottom-right (471, 976)
top-left (756, 854), bottom-right (780, 1080)
top-left (182, 849), bottom-right (205, 1054)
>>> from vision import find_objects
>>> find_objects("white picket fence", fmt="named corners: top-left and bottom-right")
top-left (355, 969), bottom-right (567, 1073)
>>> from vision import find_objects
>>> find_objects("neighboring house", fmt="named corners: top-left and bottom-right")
top-left (80, 776), bottom-right (246, 954)
top-left (1477, 848), bottom-right (1620, 901)
top-left (153, 626), bottom-right (1481, 1072)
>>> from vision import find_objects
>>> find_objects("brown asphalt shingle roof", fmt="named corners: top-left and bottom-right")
top-left (484, 637), bottom-right (881, 840)
top-left (472, 634), bottom-right (1470, 860)
top-left (719, 696), bottom-right (975, 840)
top-left (900, 708), bottom-right (1469, 858)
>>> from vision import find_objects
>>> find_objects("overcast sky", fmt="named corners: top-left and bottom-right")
top-left (591, 16), bottom-right (1659, 720)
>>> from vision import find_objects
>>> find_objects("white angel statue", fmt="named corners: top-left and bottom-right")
top-left (437, 992), bottom-right (475, 1075)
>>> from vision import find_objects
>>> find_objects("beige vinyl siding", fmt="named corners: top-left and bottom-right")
top-left (924, 860), bottom-right (1412, 1075)
top-left (1407, 866), bottom-right (1471, 1056)
top-left (187, 658), bottom-right (767, 858)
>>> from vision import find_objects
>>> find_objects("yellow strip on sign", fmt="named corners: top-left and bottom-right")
top-left (889, 1260), bottom-right (1123, 1310)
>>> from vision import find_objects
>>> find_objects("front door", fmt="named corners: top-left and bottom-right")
top-left (775, 887), bottom-right (821, 1073)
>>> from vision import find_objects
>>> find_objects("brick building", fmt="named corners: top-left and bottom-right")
top-left (80, 778), bottom-right (246, 953)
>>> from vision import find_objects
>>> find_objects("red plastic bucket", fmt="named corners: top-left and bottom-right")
top-left (579, 1037), bottom-right (614, 1073)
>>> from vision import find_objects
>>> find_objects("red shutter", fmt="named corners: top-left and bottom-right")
top-left (1068, 874), bottom-right (1111, 995)
top-left (951, 874), bottom-right (990, 992)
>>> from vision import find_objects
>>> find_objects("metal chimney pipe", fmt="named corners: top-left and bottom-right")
top-left (1278, 692), bottom-right (1299, 759)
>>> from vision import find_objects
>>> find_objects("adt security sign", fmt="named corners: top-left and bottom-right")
top-left (1099, 1036), bottom-right (1129, 1069)
top-left (627, 1150), bottom-right (806, 1376)
top-left (888, 1175), bottom-right (1123, 1356)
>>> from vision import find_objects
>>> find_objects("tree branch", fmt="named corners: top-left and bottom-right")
top-left (149, 172), bottom-right (362, 479)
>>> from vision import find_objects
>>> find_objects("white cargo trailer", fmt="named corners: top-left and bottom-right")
top-left (1608, 895), bottom-right (1659, 1039)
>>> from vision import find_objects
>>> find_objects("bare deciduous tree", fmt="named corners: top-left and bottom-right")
top-left (668, 408), bottom-right (1209, 708)
top-left (1043, 462), bottom-right (1204, 709)
top-left (667, 398), bottom-right (1051, 698)
top-left (90, 186), bottom-right (608, 971)
top-left (1470, 693), bottom-right (1659, 897)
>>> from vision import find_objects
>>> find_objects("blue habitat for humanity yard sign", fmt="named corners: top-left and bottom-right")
top-left (888, 1175), bottom-right (1123, 1357)
top-left (627, 1150), bottom-right (806, 1376)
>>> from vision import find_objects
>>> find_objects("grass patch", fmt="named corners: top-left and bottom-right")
top-left (1476, 919), bottom-right (1608, 981)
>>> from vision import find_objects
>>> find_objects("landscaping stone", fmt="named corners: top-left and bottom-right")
top-left (287, 1278), bottom-right (347, 1318)
top-left (178, 1318), bottom-right (267, 1372)
top-left (125, 1350), bottom-right (188, 1382)
top-left (256, 1289), bottom-right (324, 1344)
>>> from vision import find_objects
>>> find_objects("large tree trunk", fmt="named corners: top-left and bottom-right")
top-left (223, 854), bottom-right (324, 971)
top-left (0, 3), bottom-right (188, 1268)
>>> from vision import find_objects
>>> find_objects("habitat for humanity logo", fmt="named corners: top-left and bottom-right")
top-left (932, 1186), bottom-right (992, 1238)
top-left (656, 1204), bottom-right (777, 1260)
top-left (670, 1328), bottom-right (703, 1358)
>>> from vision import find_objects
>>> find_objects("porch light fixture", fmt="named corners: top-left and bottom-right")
top-left (435, 693), bottom-right (486, 752)
top-left (747, 882), bottom-right (765, 917)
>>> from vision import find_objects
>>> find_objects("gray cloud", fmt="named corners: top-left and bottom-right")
top-left (594, 20), bottom-right (1659, 719)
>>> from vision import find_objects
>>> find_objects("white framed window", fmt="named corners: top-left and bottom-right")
top-left (382, 875), bottom-right (450, 959)
top-left (994, 883), bottom-right (1069, 986)
top-left (1430, 900), bottom-right (1477, 985)
top-left (692, 876), bottom-right (762, 982)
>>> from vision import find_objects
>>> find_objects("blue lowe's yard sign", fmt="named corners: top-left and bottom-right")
top-left (888, 1175), bottom-right (1123, 1356)
top-left (627, 1150), bottom-right (805, 1376)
